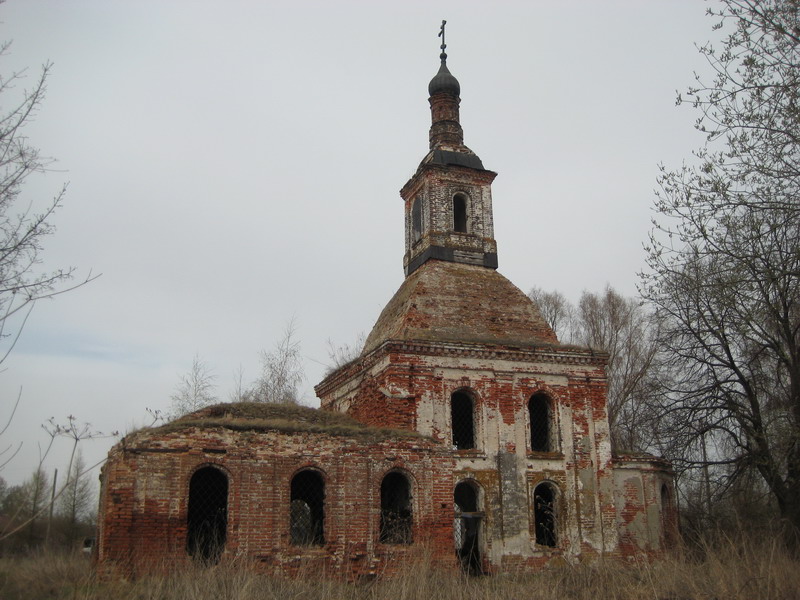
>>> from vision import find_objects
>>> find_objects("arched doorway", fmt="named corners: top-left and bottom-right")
top-left (533, 482), bottom-right (557, 547)
top-left (186, 466), bottom-right (228, 564)
top-left (380, 471), bottom-right (413, 544)
top-left (454, 480), bottom-right (483, 574)
top-left (661, 483), bottom-right (675, 549)
top-left (290, 469), bottom-right (325, 546)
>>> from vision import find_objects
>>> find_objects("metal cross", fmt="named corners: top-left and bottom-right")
top-left (438, 20), bottom-right (447, 56)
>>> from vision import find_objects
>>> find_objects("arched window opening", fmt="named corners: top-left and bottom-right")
top-left (451, 391), bottom-right (475, 450)
top-left (533, 483), bottom-right (558, 548)
top-left (661, 484), bottom-right (674, 548)
top-left (529, 393), bottom-right (551, 452)
top-left (453, 194), bottom-right (467, 233)
top-left (454, 481), bottom-right (482, 575)
top-left (186, 466), bottom-right (228, 564)
top-left (412, 197), bottom-right (422, 242)
top-left (290, 470), bottom-right (325, 546)
top-left (533, 482), bottom-right (557, 548)
top-left (380, 472), bottom-right (412, 544)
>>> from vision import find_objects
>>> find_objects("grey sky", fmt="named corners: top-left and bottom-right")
top-left (0, 0), bottom-right (719, 485)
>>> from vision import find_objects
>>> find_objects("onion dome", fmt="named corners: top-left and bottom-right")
top-left (428, 59), bottom-right (460, 97)
top-left (428, 20), bottom-right (460, 97)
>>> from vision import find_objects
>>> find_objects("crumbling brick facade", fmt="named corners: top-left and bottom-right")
top-left (96, 404), bottom-right (456, 578)
top-left (96, 42), bottom-right (675, 578)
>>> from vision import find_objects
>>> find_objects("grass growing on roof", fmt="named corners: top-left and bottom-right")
top-left (148, 402), bottom-right (431, 443)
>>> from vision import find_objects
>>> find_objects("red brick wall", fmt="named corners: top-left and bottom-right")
top-left (318, 340), bottom-right (671, 568)
top-left (96, 426), bottom-right (456, 579)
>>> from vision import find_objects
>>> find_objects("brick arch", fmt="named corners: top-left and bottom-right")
top-left (522, 384), bottom-right (563, 408)
top-left (289, 463), bottom-right (329, 482)
top-left (453, 477), bottom-right (483, 511)
top-left (184, 462), bottom-right (233, 512)
top-left (452, 384), bottom-right (481, 398)
top-left (378, 465), bottom-right (418, 489)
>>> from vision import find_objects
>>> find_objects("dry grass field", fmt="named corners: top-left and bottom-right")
top-left (0, 538), bottom-right (798, 600)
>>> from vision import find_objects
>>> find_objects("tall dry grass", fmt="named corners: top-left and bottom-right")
top-left (0, 538), bottom-right (798, 600)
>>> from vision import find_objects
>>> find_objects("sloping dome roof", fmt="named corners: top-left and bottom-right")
top-left (362, 260), bottom-right (558, 355)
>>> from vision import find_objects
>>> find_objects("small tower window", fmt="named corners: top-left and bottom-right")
top-left (290, 469), bottom-right (325, 546)
top-left (186, 466), bottom-right (228, 564)
top-left (412, 196), bottom-right (423, 242)
top-left (453, 194), bottom-right (468, 233)
top-left (380, 471), bottom-right (413, 544)
top-left (533, 482), bottom-right (557, 547)
top-left (529, 393), bottom-right (551, 452)
top-left (451, 391), bottom-right (475, 450)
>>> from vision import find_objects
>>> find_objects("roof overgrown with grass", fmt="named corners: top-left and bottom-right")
top-left (147, 402), bottom-right (430, 443)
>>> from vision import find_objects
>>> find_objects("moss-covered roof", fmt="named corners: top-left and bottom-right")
top-left (149, 402), bottom-right (429, 443)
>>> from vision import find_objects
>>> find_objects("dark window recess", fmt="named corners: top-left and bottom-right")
top-left (453, 195), bottom-right (467, 233)
top-left (529, 394), bottom-right (550, 452)
top-left (380, 472), bottom-right (412, 544)
top-left (290, 470), bottom-right (325, 546)
top-left (451, 392), bottom-right (475, 450)
top-left (661, 484), bottom-right (674, 548)
top-left (412, 197), bottom-right (422, 242)
top-left (454, 482), bottom-right (482, 575)
top-left (533, 483), bottom-right (557, 547)
top-left (186, 466), bottom-right (228, 564)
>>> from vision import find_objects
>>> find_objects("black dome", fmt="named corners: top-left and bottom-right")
top-left (428, 60), bottom-right (460, 97)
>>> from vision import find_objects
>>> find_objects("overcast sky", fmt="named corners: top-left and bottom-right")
top-left (0, 1), bottom-right (721, 487)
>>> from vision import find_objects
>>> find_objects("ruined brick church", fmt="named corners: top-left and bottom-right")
top-left (96, 35), bottom-right (675, 578)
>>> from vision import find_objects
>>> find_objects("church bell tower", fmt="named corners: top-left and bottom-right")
top-left (402, 22), bottom-right (499, 276)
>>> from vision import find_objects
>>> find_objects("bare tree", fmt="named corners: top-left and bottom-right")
top-left (529, 286), bottom-right (660, 452)
top-left (170, 354), bottom-right (218, 417)
top-left (527, 286), bottom-right (573, 339)
top-left (0, 390), bottom-right (22, 472)
top-left (57, 448), bottom-right (93, 543)
top-left (0, 38), bottom-right (95, 492)
top-left (642, 0), bottom-right (800, 545)
top-left (0, 415), bottom-right (106, 545)
top-left (573, 287), bottom-right (660, 453)
top-left (249, 319), bottom-right (305, 404)
top-left (0, 44), bottom-right (95, 365)
top-left (24, 467), bottom-right (48, 545)
top-left (228, 364), bottom-right (248, 403)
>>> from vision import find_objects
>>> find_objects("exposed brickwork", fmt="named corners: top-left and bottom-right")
top-left (363, 261), bottom-right (558, 354)
top-left (97, 407), bottom-right (455, 579)
top-left (96, 49), bottom-right (675, 579)
top-left (613, 455), bottom-right (677, 557)
top-left (317, 335), bottom-right (646, 570)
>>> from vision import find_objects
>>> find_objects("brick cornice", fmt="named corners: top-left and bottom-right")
top-left (315, 339), bottom-right (608, 398)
